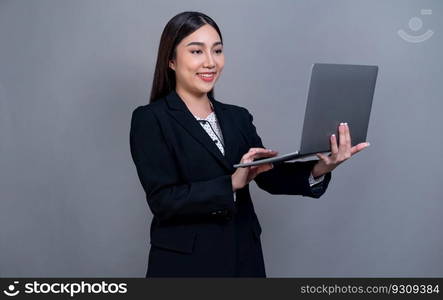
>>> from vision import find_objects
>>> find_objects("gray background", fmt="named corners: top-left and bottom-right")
top-left (1, 0), bottom-right (442, 277)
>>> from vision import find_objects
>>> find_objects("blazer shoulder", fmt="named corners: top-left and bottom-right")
top-left (130, 104), bottom-right (164, 134)
top-left (131, 97), bottom-right (166, 120)
top-left (131, 105), bottom-right (153, 127)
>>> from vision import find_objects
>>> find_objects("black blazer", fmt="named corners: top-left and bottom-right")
top-left (129, 90), bottom-right (332, 277)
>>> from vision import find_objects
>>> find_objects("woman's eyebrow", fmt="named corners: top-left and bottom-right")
top-left (186, 41), bottom-right (223, 47)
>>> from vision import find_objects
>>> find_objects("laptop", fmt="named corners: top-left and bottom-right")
top-left (233, 63), bottom-right (378, 168)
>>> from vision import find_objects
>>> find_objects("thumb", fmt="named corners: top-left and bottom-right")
top-left (316, 153), bottom-right (327, 161)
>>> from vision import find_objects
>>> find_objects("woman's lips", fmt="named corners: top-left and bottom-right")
top-left (197, 72), bottom-right (216, 82)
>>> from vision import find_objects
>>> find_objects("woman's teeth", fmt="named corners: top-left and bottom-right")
top-left (197, 73), bottom-right (215, 82)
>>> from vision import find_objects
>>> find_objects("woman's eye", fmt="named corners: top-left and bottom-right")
top-left (190, 49), bottom-right (223, 54)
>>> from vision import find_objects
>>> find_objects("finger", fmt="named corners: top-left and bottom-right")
top-left (248, 147), bottom-right (268, 154)
top-left (256, 163), bottom-right (274, 173)
top-left (242, 148), bottom-right (278, 163)
top-left (252, 151), bottom-right (279, 160)
top-left (350, 142), bottom-right (369, 155)
top-left (339, 123), bottom-right (346, 148)
top-left (243, 148), bottom-right (259, 160)
top-left (246, 148), bottom-right (275, 157)
top-left (248, 148), bottom-right (278, 158)
top-left (243, 148), bottom-right (262, 160)
top-left (351, 142), bottom-right (370, 156)
top-left (316, 153), bottom-right (329, 162)
top-left (255, 148), bottom-right (277, 154)
top-left (345, 123), bottom-right (352, 150)
top-left (241, 154), bottom-right (255, 164)
top-left (330, 134), bottom-right (339, 154)
top-left (243, 154), bottom-right (263, 163)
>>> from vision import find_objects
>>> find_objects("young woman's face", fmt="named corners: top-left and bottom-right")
top-left (169, 24), bottom-right (224, 96)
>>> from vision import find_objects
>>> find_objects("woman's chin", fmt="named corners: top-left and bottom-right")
top-left (194, 84), bottom-right (214, 94)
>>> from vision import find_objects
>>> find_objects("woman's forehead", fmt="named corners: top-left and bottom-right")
top-left (181, 25), bottom-right (221, 46)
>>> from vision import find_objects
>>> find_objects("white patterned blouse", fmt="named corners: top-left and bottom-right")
top-left (193, 110), bottom-right (325, 202)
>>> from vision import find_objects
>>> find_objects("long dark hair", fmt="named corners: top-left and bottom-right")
top-left (149, 11), bottom-right (223, 104)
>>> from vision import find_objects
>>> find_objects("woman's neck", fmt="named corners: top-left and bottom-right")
top-left (175, 88), bottom-right (213, 118)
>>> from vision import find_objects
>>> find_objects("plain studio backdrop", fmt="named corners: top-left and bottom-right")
top-left (0, 0), bottom-right (442, 277)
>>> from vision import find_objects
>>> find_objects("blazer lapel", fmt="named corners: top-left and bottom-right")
top-left (165, 90), bottom-right (236, 173)
top-left (210, 94), bottom-right (237, 171)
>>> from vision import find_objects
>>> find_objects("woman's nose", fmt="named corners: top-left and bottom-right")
top-left (204, 53), bottom-right (215, 67)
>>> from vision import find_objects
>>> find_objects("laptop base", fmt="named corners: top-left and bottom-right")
top-left (233, 151), bottom-right (322, 168)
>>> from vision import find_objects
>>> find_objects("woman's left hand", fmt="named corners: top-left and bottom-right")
top-left (311, 122), bottom-right (370, 178)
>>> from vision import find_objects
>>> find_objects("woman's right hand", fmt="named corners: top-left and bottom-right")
top-left (231, 148), bottom-right (279, 192)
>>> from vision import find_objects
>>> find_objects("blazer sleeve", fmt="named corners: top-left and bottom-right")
top-left (244, 110), bottom-right (332, 198)
top-left (130, 107), bottom-right (235, 222)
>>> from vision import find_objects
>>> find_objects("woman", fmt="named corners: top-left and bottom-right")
top-left (129, 11), bottom-right (369, 277)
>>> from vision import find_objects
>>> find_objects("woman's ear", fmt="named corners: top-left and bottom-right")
top-left (169, 60), bottom-right (175, 71)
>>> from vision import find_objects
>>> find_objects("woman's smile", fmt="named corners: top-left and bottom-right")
top-left (196, 72), bottom-right (216, 82)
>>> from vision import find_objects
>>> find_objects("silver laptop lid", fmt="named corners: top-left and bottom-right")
top-left (299, 63), bottom-right (378, 155)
